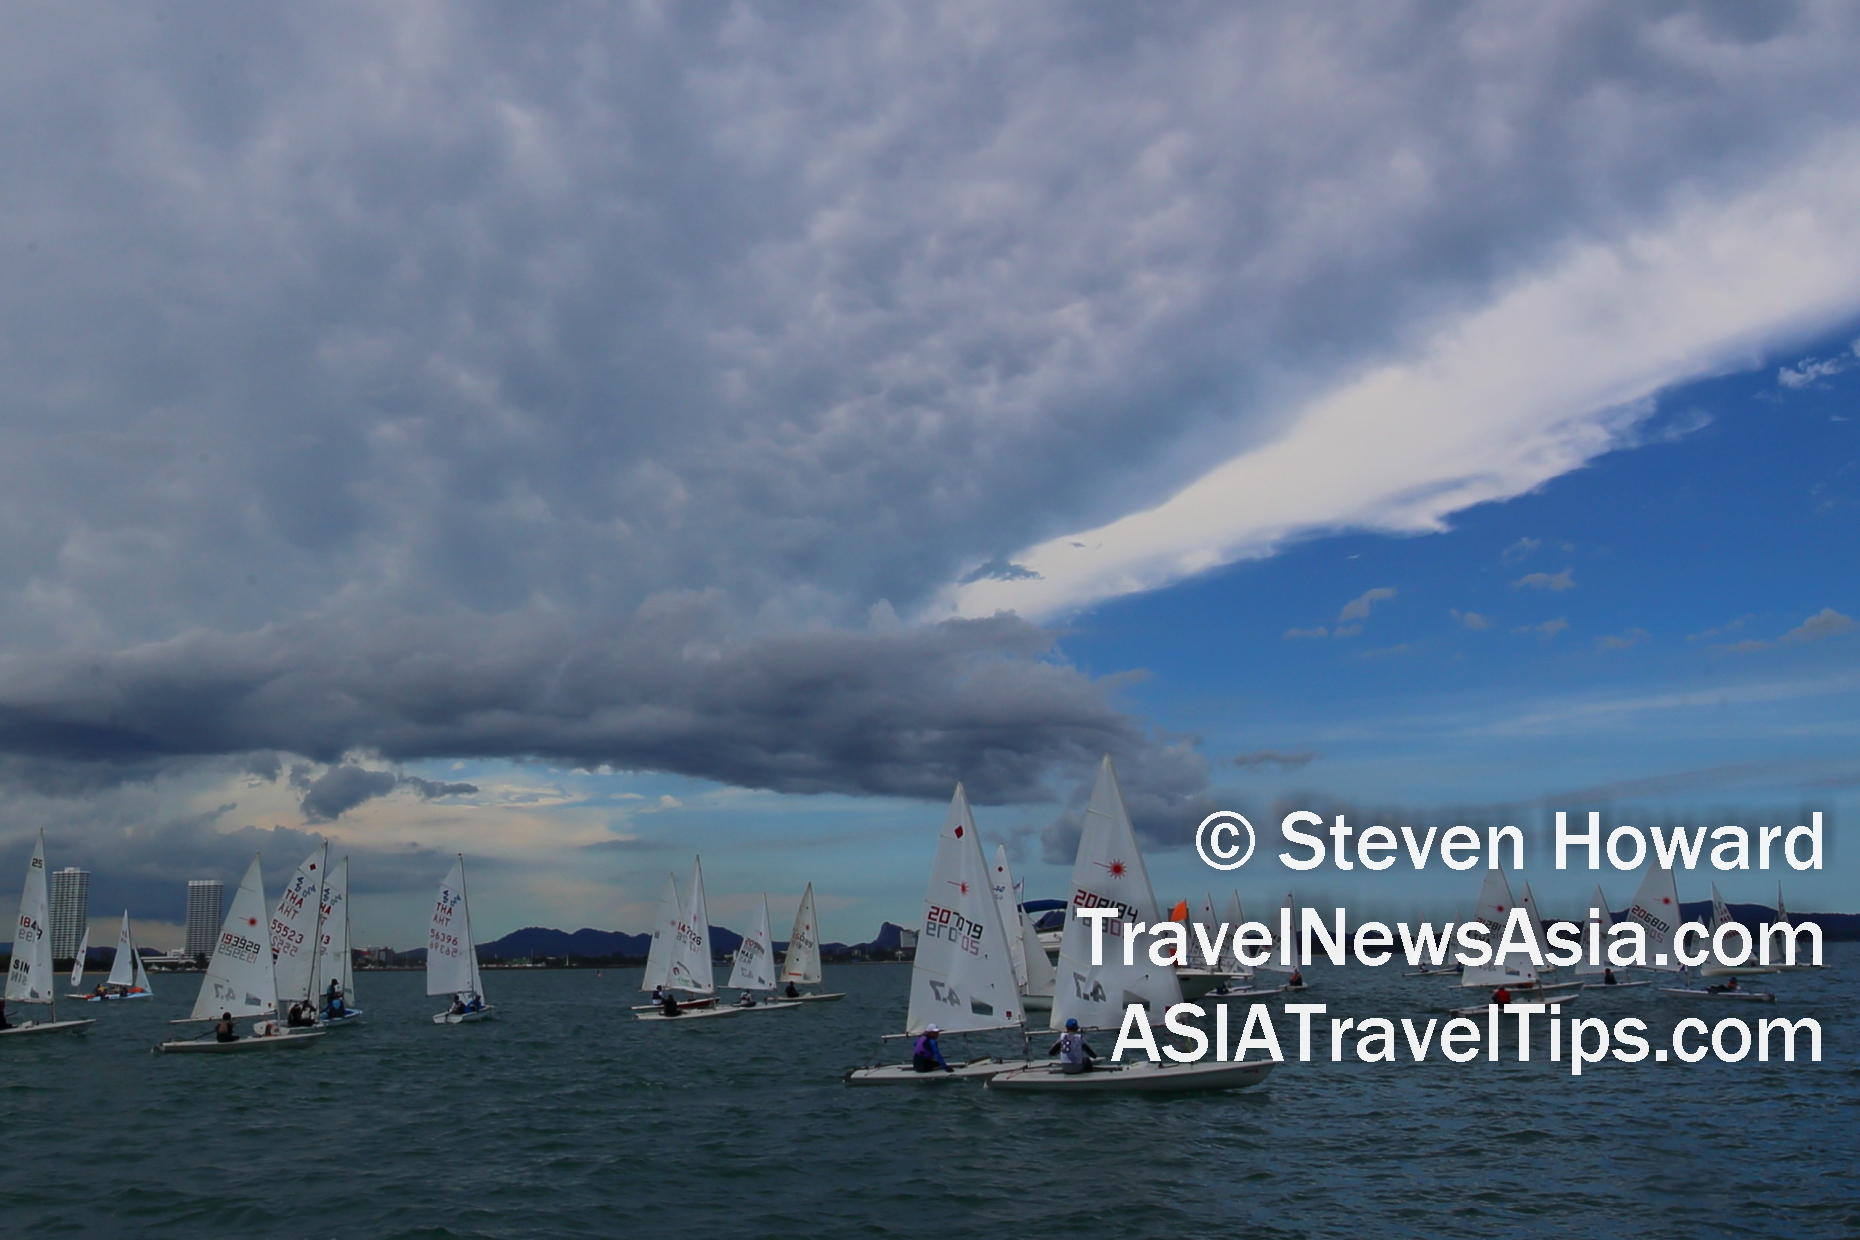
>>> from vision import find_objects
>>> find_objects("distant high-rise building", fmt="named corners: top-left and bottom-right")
top-left (49, 867), bottom-right (90, 961)
top-left (185, 880), bottom-right (225, 957)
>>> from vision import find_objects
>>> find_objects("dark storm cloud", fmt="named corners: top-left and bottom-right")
top-left (0, 4), bottom-right (1856, 833)
top-left (0, 605), bottom-right (1208, 819)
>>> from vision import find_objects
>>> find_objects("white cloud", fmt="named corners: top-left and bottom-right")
top-left (1338, 586), bottom-right (1398, 622)
top-left (1513, 567), bottom-right (1576, 592)
top-left (942, 135), bottom-right (1860, 621)
top-left (1780, 607), bottom-right (1857, 644)
top-left (1513, 618), bottom-right (1569, 640)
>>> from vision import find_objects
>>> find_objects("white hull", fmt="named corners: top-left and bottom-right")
top-left (71, 991), bottom-right (154, 1002)
top-left (1206, 986), bottom-right (1289, 1000)
top-left (1452, 991), bottom-right (1584, 1018)
top-left (1403, 968), bottom-right (1458, 977)
top-left (845, 1057), bottom-right (1039, 1085)
top-left (987, 1058), bottom-right (1274, 1094)
top-left (788, 991), bottom-right (845, 1003)
top-left (629, 996), bottom-right (718, 1012)
top-left (0, 1018), bottom-right (96, 1037)
top-left (318, 1009), bottom-right (366, 1029)
top-left (155, 1031), bottom-right (324, 1053)
top-left (1658, 988), bottom-right (1776, 1002)
top-left (723, 1000), bottom-right (802, 1014)
top-left (1699, 965), bottom-right (1778, 978)
top-left (433, 1006), bottom-right (496, 1024)
top-left (1581, 980), bottom-right (1653, 989)
top-left (1458, 979), bottom-right (1583, 999)
top-left (1176, 969), bottom-right (1243, 1000)
top-left (635, 1003), bottom-right (745, 1022)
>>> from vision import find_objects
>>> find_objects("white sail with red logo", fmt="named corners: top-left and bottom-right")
top-left (1050, 755), bottom-right (1182, 1031)
top-left (1624, 859), bottom-right (1684, 974)
top-left (425, 855), bottom-right (483, 999)
top-left (270, 842), bottom-right (327, 1005)
top-left (641, 873), bottom-right (682, 992)
top-left (1460, 863), bottom-right (1537, 988)
top-left (727, 894), bottom-right (777, 992)
top-left (6, 832), bottom-right (55, 1005)
top-left (779, 883), bottom-right (823, 986)
top-left (189, 854), bottom-right (279, 1020)
top-left (904, 784), bottom-right (1021, 1035)
top-left (668, 856), bottom-right (714, 996)
top-left (991, 845), bottom-right (1030, 990)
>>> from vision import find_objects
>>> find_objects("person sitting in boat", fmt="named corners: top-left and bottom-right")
top-left (1211, 978), bottom-right (1232, 996)
top-left (1603, 968), bottom-right (1617, 985)
top-left (735, 992), bottom-right (758, 1008)
top-left (912, 1024), bottom-right (952, 1073)
top-left (659, 991), bottom-right (681, 1017)
top-left (0, 998), bottom-right (12, 1029)
top-left (1706, 977), bottom-right (1740, 995)
top-left (448, 995), bottom-right (468, 1016)
top-left (214, 1011), bottom-right (238, 1043)
top-left (325, 978), bottom-right (345, 1018)
top-left (1050, 1018), bottom-right (1098, 1075)
top-left (464, 993), bottom-right (484, 1013)
top-left (784, 981), bottom-right (799, 999)
top-left (651, 984), bottom-right (667, 1005)
top-left (92, 981), bottom-right (109, 998)
top-left (1493, 986), bottom-right (1512, 1006)
top-left (1288, 968), bottom-right (1303, 988)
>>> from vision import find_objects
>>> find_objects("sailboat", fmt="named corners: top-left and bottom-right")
top-left (633, 872), bottom-right (716, 1012)
top-left (637, 857), bottom-right (742, 1022)
top-left (1, 832), bottom-right (95, 1037)
top-left (990, 757), bottom-right (1272, 1094)
top-left (1256, 893), bottom-right (1300, 983)
top-left (722, 895), bottom-right (800, 1013)
top-left (428, 855), bottom-right (494, 1023)
top-left (1629, 863), bottom-right (1774, 1002)
top-left (68, 928), bottom-right (88, 992)
top-left (1700, 884), bottom-right (1777, 978)
top-left (776, 883), bottom-right (843, 1002)
top-left (992, 846), bottom-right (1055, 1015)
top-left (271, 844), bottom-right (328, 1028)
top-left (314, 855), bottom-right (363, 1026)
top-left (1451, 863), bottom-right (1582, 1013)
top-left (1768, 884), bottom-right (1824, 970)
top-left (1576, 884), bottom-right (1649, 989)
top-left (1174, 892), bottom-right (1231, 999)
top-left (845, 784), bottom-right (1032, 1083)
top-left (156, 855), bottom-right (321, 1052)
top-left (73, 912), bottom-right (153, 1001)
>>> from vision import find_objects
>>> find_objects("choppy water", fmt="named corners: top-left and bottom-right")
top-left (2, 947), bottom-right (1854, 1239)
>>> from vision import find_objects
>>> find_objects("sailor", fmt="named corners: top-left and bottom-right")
top-left (785, 981), bottom-right (800, 999)
top-left (1050, 1018), bottom-right (1097, 1074)
top-left (214, 1011), bottom-right (238, 1043)
top-left (735, 991), bottom-right (758, 1008)
top-left (0, 997), bottom-right (11, 1029)
top-left (449, 995), bottom-right (467, 1015)
top-left (1211, 978), bottom-right (1232, 996)
top-left (651, 984), bottom-right (668, 1005)
top-left (1494, 986), bottom-right (1513, 1006)
top-left (465, 993), bottom-right (483, 1013)
top-left (912, 1024), bottom-right (952, 1073)
top-left (660, 990), bottom-right (681, 1017)
top-left (1288, 968), bottom-right (1304, 988)
top-left (325, 977), bottom-right (345, 1017)
top-left (93, 982), bottom-right (108, 998)
top-left (1603, 967), bottom-right (1617, 986)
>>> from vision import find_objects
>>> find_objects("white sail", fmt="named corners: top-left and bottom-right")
top-left (1051, 756), bottom-right (1182, 1030)
top-left (189, 855), bottom-right (279, 1020)
top-left (1258, 893), bottom-right (1297, 972)
top-left (7, 832), bottom-right (54, 1004)
top-left (1520, 881), bottom-right (1552, 974)
top-left (426, 856), bottom-right (478, 998)
top-left (1193, 893), bottom-right (1220, 967)
top-left (315, 855), bottom-right (354, 1004)
top-left (106, 911), bottom-right (138, 987)
top-left (1575, 884), bottom-right (1614, 976)
top-left (270, 842), bottom-right (328, 1004)
top-left (1769, 883), bottom-right (1792, 958)
top-left (1710, 883), bottom-right (1731, 931)
top-left (70, 927), bottom-right (88, 988)
top-left (779, 883), bottom-right (823, 985)
top-left (668, 856), bottom-right (714, 996)
top-left (1217, 891), bottom-right (1247, 972)
top-left (905, 784), bottom-right (1022, 1034)
top-left (1623, 860), bottom-right (1684, 973)
top-left (727, 895), bottom-right (777, 991)
top-left (132, 939), bottom-right (151, 994)
top-left (1462, 864), bottom-right (1535, 987)
top-left (991, 845), bottom-right (1030, 990)
top-left (641, 873), bottom-right (681, 991)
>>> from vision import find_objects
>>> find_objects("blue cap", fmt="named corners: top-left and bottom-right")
top-left (1065, 1018), bottom-right (1079, 1029)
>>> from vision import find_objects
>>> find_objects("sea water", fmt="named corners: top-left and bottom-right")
top-left (2, 946), bottom-right (1854, 1239)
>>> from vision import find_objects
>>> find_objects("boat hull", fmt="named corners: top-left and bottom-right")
top-left (155, 1031), bottom-right (323, 1053)
top-left (629, 996), bottom-right (718, 1012)
top-left (987, 1059), bottom-right (1274, 1094)
top-left (635, 1004), bottom-right (745, 1022)
top-left (0, 1018), bottom-right (96, 1037)
top-left (725, 1000), bottom-right (801, 1014)
top-left (318, 1009), bottom-right (366, 1029)
top-left (433, 1006), bottom-right (496, 1024)
top-left (845, 1057), bottom-right (1040, 1085)
top-left (789, 992), bottom-right (845, 1003)
top-left (1581, 980), bottom-right (1653, 989)
top-left (1658, 988), bottom-right (1776, 1002)
top-left (70, 991), bottom-right (154, 1001)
